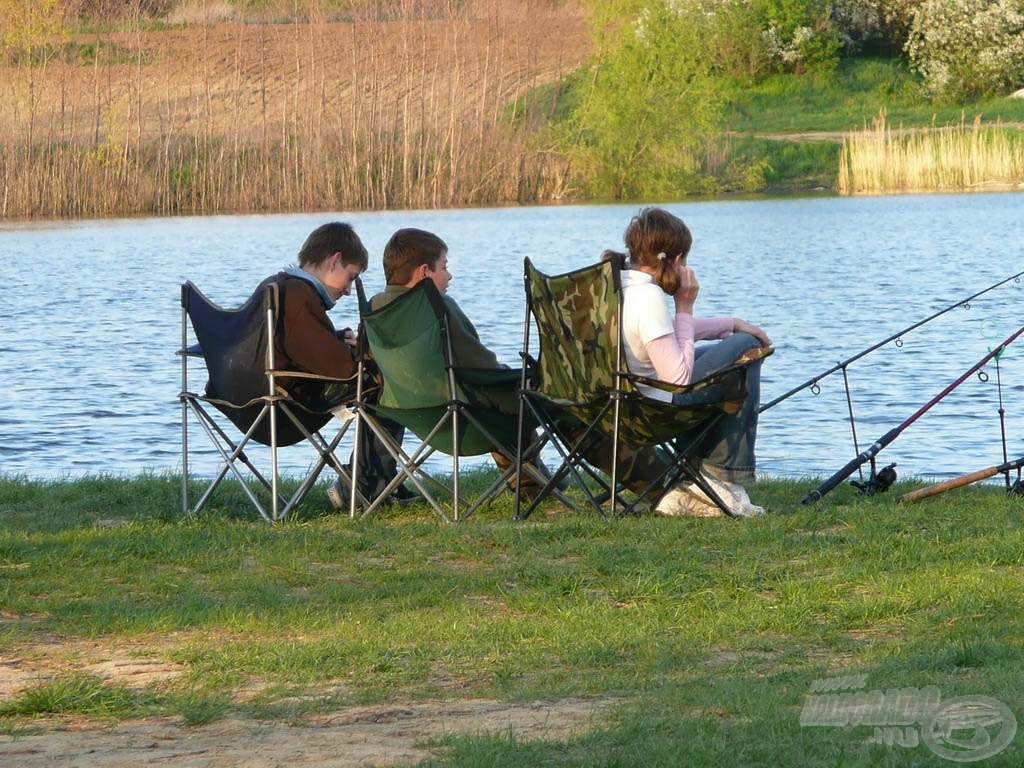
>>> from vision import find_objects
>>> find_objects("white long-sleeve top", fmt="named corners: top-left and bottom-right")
top-left (620, 269), bottom-right (733, 402)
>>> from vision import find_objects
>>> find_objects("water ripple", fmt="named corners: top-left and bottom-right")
top-left (3, 196), bottom-right (1023, 481)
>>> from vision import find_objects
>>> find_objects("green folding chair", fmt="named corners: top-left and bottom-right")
top-left (350, 278), bottom-right (554, 522)
top-left (515, 258), bottom-right (773, 520)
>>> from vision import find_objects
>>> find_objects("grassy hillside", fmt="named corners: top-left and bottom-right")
top-left (725, 57), bottom-right (1024, 134)
top-left (719, 57), bottom-right (1024, 192)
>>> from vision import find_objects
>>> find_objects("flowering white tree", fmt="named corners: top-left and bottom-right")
top-left (907, 0), bottom-right (1024, 99)
top-left (828, 0), bottom-right (925, 53)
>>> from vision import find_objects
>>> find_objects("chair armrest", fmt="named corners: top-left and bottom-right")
top-left (176, 343), bottom-right (204, 358)
top-left (621, 346), bottom-right (774, 396)
top-left (455, 366), bottom-right (523, 389)
top-left (266, 369), bottom-right (360, 384)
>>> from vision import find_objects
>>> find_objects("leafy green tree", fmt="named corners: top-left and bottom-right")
top-left (828, 0), bottom-right (925, 55)
top-left (756, 0), bottom-right (841, 75)
top-left (698, 0), bottom-right (843, 80)
top-left (560, 0), bottom-right (724, 199)
top-left (907, 0), bottom-right (1024, 100)
top-left (701, 0), bottom-right (772, 80)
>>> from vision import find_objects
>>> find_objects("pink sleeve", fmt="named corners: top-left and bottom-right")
top-left (695, 316), bottom-right (733, 340)
top-left (644, 314), bottom-right (695, 385)
top-left (644, 314), bottom-right (735, 386)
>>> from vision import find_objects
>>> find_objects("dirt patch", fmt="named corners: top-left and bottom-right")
top-left (0, 638), bottom-right (616, 765)
top-left (0, 636), bottom-right (187, 698)
top-left (0, 697), bottom-right (616, 767)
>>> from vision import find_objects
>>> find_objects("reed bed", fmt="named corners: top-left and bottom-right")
top-left (0, 1), bottom-right (582, 219)
top-left (838, 111), bottom-right (1024, 195)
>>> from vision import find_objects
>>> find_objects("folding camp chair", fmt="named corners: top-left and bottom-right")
top-left (514, 258), bottom-right (773, 520)
top-left (178, 281), bottom-right (364, 522)
top-left (350, 278), bottom-right (557, 522)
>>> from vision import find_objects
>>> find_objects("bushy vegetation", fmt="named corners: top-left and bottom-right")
top-left (2, 0), bottom-right (1023, 216)
top-left (557, 0), bottom-right (725, 199)
top-left (0, 0), bottom-right (67, 62)
top-left (557, 0), bottom-right (1024, 199)
top-left (907, 0), bottom-right (1024, 100)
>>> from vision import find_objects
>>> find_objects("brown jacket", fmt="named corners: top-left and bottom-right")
top-left (257, 271), bottom-right (357, 407)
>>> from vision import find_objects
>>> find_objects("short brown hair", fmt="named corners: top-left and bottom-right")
top-left (382, 228), bottom-right (447, 285)
top-left (297, 222), bottom-right (368, 272)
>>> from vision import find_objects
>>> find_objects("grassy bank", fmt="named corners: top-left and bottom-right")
top-left (1, 474), bottom-right (1022, 765)
top-left (722, 57), bottom-right (1024, 194)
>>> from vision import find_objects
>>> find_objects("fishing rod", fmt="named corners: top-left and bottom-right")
top-left (991, 351), bottom-right (1012, 493)
top-left (759, 269), bottom-right (1024, 414)
top-left (802, 322), bottom-right (1024, 505)
top-left (898, 456), bottom-right (1024, 503)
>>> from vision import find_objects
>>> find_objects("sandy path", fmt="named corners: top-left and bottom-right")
top-left (0, 639), bottom-right (614, 766)
top-left (0, 697), bottom-right (614, 766)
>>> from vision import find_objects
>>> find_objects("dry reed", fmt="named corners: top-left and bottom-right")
top-left (839, 110), bottom-right (1024, 195)
top-left (0, 0), bottom-right (581, 220)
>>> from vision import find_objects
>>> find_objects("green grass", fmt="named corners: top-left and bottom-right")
top-left (1, 473), bottom-right (1022, 765)
top-left (723, 57), bottom-right (1024, 134)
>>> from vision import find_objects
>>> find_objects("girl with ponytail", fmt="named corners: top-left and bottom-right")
top-left (608, 207), bottom-right (773, 517)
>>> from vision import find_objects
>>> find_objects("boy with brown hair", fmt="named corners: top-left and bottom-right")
top-left (256, 221), bottom-right (366, 410)
top-left (366, 226), bottom-right (560, 494)
top-left (372, 227), bottom-right (506, 371)
top-left (252, 221), bottom-right (401, 510)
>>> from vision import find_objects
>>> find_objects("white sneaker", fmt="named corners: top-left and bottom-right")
top-left (654, 487), bottom-right (726, 518)
top-left (687, 471), bottom-right (765, 517)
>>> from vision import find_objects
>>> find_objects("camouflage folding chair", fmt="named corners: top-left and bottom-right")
top-left (514, 258), bottom-right (773, 519)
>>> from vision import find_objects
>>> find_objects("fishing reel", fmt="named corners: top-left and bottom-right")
top-left (850, 460), bottom-right (898, 496)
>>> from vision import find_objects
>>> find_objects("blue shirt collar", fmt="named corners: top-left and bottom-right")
top-left (283, 264), bottom-right (336, 309)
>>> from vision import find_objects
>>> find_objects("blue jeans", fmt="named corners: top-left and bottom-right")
top-left (672, 332), bottom-right (763, 485)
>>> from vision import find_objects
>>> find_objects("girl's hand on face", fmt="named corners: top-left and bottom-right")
top-left (673, 264), bottom-right (699, 312)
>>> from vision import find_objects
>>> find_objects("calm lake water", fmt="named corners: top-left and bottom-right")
top-left (3, 192), bottom-right (1023, 488)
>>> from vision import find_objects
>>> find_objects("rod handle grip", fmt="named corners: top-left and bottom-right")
top-left (898, 466), bottom-right (998, 503)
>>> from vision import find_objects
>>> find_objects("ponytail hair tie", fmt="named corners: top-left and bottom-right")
top-left (656, 252), bottom-right (667, 261)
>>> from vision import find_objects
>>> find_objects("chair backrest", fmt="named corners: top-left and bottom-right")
top-left (356, 278), bottom-right (519, 456)
top-left (524, 257), bottom-right (623, 402)
top-left (358, 278), bottom-right (454, 409)
top-left (181, 281), bottom-right (330, 446)
top-left (183, 281), bottom-right (273, 406)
